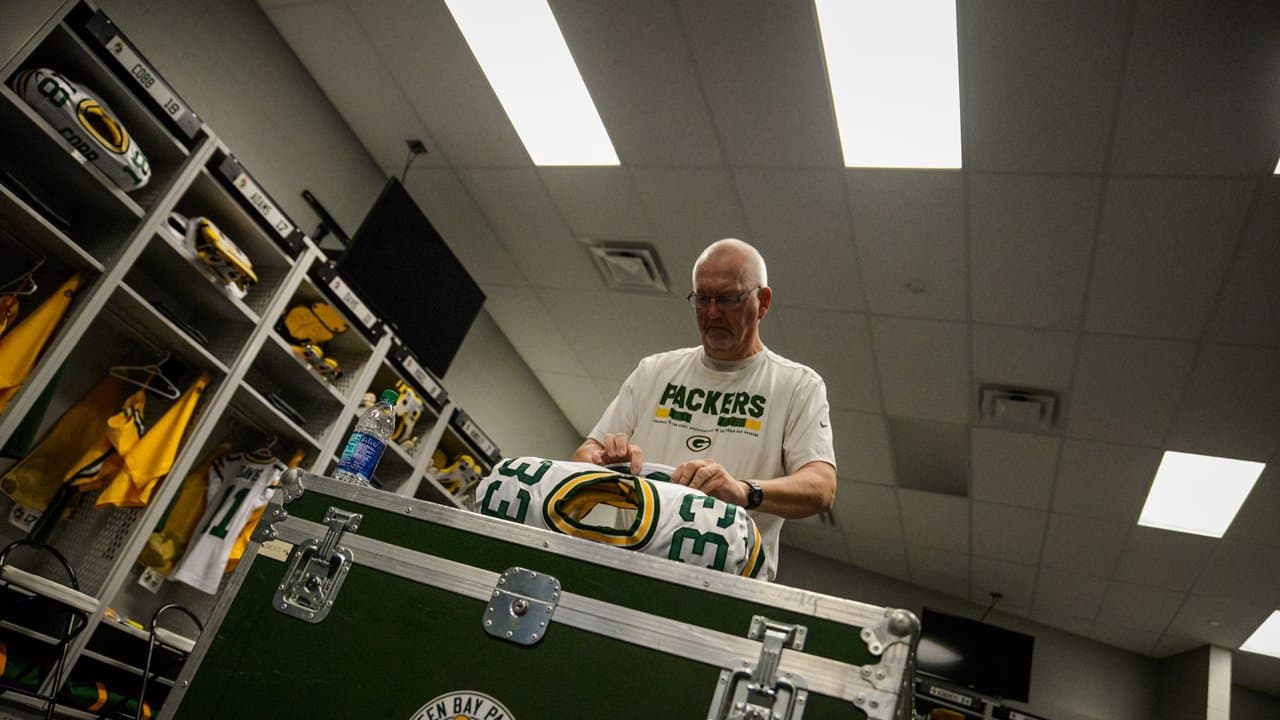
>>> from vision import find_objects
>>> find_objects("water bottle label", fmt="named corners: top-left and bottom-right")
top-left (336, 431), bottom-right (386, 484)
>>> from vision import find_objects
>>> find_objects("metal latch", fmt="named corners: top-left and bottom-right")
top-left (483, 567), bottom-right (560, 646)
top-left (272, 507), bottom-right (361, 623)
top-left (707, 616), bottom-right (808, 720)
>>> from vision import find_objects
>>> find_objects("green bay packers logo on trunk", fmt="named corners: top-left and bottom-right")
top-left (686, 434), bottom-right (711, 452)
top-left (410, 691), bottom-right (515, 720)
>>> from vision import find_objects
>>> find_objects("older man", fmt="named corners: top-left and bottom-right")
top-left (572, 238), bottom-right (836, 580)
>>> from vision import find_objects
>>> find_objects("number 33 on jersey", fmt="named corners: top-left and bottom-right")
top-left (476, 456), bottom-right (766, 579)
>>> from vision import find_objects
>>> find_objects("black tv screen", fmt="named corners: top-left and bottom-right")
top-left (338, 178), bottom-right (484, 377)
top-left (916, 607), bottom-right (1034, 702)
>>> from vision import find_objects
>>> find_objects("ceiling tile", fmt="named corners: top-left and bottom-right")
top-left (548, 0), bottom-right (723, 166)
top-left (832, 481), bottom-right (902, 542)
top-left (1065, 334), bottom-right (1196, 446)
top-left (678, 0), bottom-right (840, 167)
top-left (782, 310), bottom-right (880, 413)
top-left (970, 428), bottom-right (1060, 510)
top-left (1192, 540), bottom-right (1280, 607)
top-left (534, 370), bottom-right (609, 437)
top-left (1096, 582), bottom-right (1185, 635)
top-left (539, 168), bottom-right (653, 241)
top-left (960, 0), bottom-right (1128, 173)
top-left (630, 168), bottom-right (749, 291)
top-left (1033, 569), bottom-right (1109, 621)
top-left (780, 515), bottom-right (850, 564)
top-left (970, 557), bottom-right (1037, 612)
top-left (1205, 181), bottom-right (1280, 347)
top-left (845, 170), bottom-right (966, 320)
top-left (1110, 0), bottom-right (1280, 175)
top-left (481, 285), bottom-right (588, 375)
top-left (889, 418), bottom-right (969, 496)
top-left (830, 410), bottom-right (895, 487)
top-left (1168, 594), bottom-right (1274, 651)
top-left (1112, 526), bottom-right (1218, 592)
top-left (349, 0), bottom-right (530, 166)
top-left (403, 168), bottom-right (525, 286)
top-left (1151, 632), bottom-right (1204, 660)
top-left (871, 317), bottom-right (969, 424)
top-left (908, 544), bottom-right (970, 599)
top-left (1085, 178), bottom-right (1254, 339)
top-left (265, 1), bottom-right (440, 172)
top-left (1030, 609), bottom-right (1095, 639)
top-left (900, 490), bottom-right (970, 553)
top-left (972, 502), bottom-right (1047, 566)
top-left (1040, 514), bottom-right (1129, 577)
top-left (1091, 621), bottom-right (1161, 656)
top-left (842, 532), bottom-right (910, 583)
top-left (971, 325), bottom-right (1078, 392)
top-left (1225, 466), bottom-right (1280, 549)
top-left (969, 174), bottom-right (1100, 329)
top-left (1164, 344), bottom-right (1280, 462)
top-left (733, 168), bottom-right (863, 312)
top-left (1052, 440), bottom-right (1161, 523)
top-left (459, 168), bottom-right (599, 291)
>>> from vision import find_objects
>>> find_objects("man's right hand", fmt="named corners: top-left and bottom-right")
top-left (574, 434), bottom-right (644, 474)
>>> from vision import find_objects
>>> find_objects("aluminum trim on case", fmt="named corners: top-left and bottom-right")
top-left (294, 474), bottom-right (891, 629)
top-left (268, 516), bottom-right (894, 706)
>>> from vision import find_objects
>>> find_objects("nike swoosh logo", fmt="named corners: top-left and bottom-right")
top-left (820, 421), bottom-right (829, 428)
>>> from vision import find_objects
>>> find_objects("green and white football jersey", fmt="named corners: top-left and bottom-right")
top-left (477, 457), bottom-right (766, 579)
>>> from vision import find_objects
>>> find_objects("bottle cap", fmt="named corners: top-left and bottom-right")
top-left (379, 389), bottom-right (399, 406)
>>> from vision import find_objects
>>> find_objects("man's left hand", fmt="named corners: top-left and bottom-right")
top-left (671, 459), bottom-right (748, 507)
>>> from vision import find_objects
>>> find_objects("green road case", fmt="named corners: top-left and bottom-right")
top-left (160, 470), bottom-right (918, 720)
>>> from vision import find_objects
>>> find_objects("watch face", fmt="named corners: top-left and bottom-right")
top-left (747, 481), bottom-right (763, 509)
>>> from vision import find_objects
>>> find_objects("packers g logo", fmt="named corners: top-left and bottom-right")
top-left (686, 435), bottom-right (711, 452)
top-left (410, 691), bottom-right (515, 720)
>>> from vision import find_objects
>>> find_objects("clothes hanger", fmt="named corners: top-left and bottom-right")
top-left (109, 351), bottom-right (182, 400)
top-left (247, 430), bottom-right (278, 462)
top-left (0, 256), bottom-right (43, 297)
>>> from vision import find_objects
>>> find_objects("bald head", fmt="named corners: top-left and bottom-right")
top-left (692, 239), bottom-right (768, 290)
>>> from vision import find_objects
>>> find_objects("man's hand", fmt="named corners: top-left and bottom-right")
top-left (573, 434), bottom-right (644, 474)
top-left (671, 458), bottom-right (748, 507)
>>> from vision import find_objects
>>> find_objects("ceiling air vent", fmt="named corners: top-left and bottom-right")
top-left (978, 385), bottom-right (1059, 431)
top-left (585, 241), bottom-right (669, 295)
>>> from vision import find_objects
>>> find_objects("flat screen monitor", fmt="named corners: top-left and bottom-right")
top-left (916, 607), bottom-right (1034, 702)
top-left (338, 178), bottom-right (484, 378)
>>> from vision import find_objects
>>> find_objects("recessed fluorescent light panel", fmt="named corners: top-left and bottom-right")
top-left (1241, 611), bottom-right (1280, 659)
top-left (1137, 451), bottom-right (1265, 538)
top-left (814, 0), bottom-right (962, 169)
top-left (444, 0), bottom-right (618, 166)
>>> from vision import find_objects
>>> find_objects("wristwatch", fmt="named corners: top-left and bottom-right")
top-left (743, 479), bottom-right (764, 510)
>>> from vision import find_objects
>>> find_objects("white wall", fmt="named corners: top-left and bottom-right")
top-left (444, 309), bottom-right (582, 458)
top-left (95, 0), bottom-right (579, 457)
top-left (777, 548), bottom-right (1157, 720)
top-left (1232, 684), bottom-right (1280, 719)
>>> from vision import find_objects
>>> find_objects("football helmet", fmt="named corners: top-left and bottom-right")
top-left (162, 213), bottom-right (258, 298)
top-left (12, 68), bottom-right (151, 191)
top-left (391, 380), bottom-right (423, 442)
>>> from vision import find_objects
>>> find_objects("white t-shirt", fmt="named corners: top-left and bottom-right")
top-left (590, 346), bottom-right (836, 580)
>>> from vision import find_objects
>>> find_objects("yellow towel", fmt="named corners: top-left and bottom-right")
top-left (0, 273), bottom-right (82, 413)
top-left (0, 375), bottom-right (127, 510)
top-left (96, 373), bottom-right (210, 508)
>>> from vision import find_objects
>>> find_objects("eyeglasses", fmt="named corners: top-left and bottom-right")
top-left (686, 287), bottom-right (761, 310)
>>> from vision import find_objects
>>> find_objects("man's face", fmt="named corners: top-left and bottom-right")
top-left (693, 252), bottom-right (770, 360)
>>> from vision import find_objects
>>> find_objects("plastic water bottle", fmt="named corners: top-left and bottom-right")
top-left (332, 389), bottom-right (398, 486)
